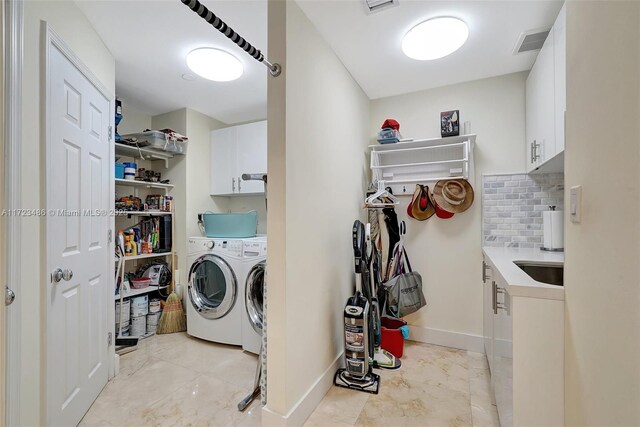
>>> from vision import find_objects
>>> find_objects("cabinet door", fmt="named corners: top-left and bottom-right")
top-left (553, 4), bottom-right (566, 154)
top-left (482, 259), bottom-right (494, 373)
top-left (210, 126), bottom-right (237, 195)
top-left (525, 65), bottom-right (539, 173)
top-left (236, 120), bottom-right (267, 194)
top-left (536, 30), bottom-right (556, 164)
top-left (493, 280), bottom-right (513, 427)
top-left (525, 29), bottom-right (556, 171)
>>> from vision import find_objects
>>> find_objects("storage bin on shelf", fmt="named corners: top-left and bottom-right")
top-left (122, 131), bottom-right (189, 155)
top-left (201, 211), bottom-right (258, 238)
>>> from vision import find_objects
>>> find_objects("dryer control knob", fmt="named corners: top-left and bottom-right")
top-left (207, 241), bottom-right (215, 249)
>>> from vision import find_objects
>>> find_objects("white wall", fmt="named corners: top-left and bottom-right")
top-left (117, 104), bottom-right (151, 135)
top-left (564, 2), bottom-right (640, 425)
top-left (369, 73), bottom-right (526, 344)
top-left (19, 2), bottom-right (115, 425)
top-left (265, 1), bottom-right (370, 422)
top-left (184, 108), bottom-right (229, 239)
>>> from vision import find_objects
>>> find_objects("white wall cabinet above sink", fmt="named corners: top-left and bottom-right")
top-left (210, 120), bottom-right (267, 196)
top-left (526, 4), bottom-right (565, 174)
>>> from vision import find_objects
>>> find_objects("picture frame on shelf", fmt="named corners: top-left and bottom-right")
top-left (441, 110), bottom-right (460, 137)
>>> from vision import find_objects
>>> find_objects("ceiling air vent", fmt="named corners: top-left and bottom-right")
top-left (364, 0), bottom-right (399, 14)
top-left (513, 28), bottom-right (551, 54)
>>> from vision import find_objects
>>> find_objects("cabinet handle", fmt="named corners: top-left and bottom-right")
top-left (533, 140), bottom-right (541, 162)
top-left (492, 281), bottom-right (497, 315)
top-left (530, 142), bottom-right (535, 164)
top-left (482, 261), bottom-right (490, 283)
top-left (232, 177), bottom-right (236, 192)
top-left (496, 285), bottom-right (507, 313)
top-left (238, 176), bottom-right (241, 192)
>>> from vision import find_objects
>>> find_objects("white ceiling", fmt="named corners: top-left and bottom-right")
top-left (76, 0), bottom-right (268, 125)
top-left (77, 0), bottom-right (563, 124)
top-left (297, 0), bottom-right (564, 99)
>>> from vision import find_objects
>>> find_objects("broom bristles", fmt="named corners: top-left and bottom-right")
top-left (157, 292), bottom-right (187, 334)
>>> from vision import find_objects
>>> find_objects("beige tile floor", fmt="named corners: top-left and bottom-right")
top-left (82, 335), bottom-right (498, 427)
top-left (305, 342), bottom-right (500, 427)
top-left (80, 332), bottom-right (262, 427)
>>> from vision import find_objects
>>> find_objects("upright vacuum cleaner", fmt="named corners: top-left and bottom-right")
top-left (334, 220), bottom-right (382, 394)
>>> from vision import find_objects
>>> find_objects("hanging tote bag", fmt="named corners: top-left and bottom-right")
top-left (383, 241), bottom-right (426, 318)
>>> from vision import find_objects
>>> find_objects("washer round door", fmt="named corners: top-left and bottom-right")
top-left (245, 261), bottom-right (266, 334)
top-left (188, 254), bottom-right (237, 319)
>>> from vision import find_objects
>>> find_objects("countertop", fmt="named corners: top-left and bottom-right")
top-left (482, 247), bottom-right (565, 301)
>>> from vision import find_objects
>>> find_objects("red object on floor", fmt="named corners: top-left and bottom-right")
top-left (380, 316), bottom-right (407, 358)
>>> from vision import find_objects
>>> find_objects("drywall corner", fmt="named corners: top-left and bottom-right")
top-left (265, 0), bottom-right (288, 419)
top-left (564, 2), bottom-right (640, 425)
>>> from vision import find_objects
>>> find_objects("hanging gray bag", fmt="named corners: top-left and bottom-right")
top-left (384, 240), bottom-right (426, 318)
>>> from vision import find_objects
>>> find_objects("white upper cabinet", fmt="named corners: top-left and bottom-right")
top-left (553, 4), bottom-right (566, 154)
top-left (210, 126), bottom-right (237, 195)
top-left (210, 120), bottom-right (267, 196)
top-left (235, 121), bottom-right (267, 194)
top-left (525, 3), bottom-right (566, 173)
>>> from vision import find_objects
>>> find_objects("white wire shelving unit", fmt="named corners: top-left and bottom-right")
top-left (369, 134), bottom-right (476, 196)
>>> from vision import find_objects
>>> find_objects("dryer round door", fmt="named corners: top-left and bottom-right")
top-left (245, 261), bottom-right (266, 334)
top-left (188, 254), bottom-right (237, 319)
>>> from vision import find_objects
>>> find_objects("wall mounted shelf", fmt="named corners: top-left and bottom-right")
top-left (115, 178), bottom-right (174, 195)
top-left (115, 142), bottom-right (178, 168)
top-left (370, 134), bottom-right (476, 196)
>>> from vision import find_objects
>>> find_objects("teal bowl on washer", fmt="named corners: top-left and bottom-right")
top-left (202, 211), bottom-right (257, 238)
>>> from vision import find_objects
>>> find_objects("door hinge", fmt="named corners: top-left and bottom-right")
top-left (108, 229), bottom-right (113, 244)
top-left (108, 332), bottom-right (113, 346)
top-left (108, 125), bottom-right (113, 141)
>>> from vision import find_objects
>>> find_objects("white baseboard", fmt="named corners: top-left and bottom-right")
top-left (262, 352), bottom-right (343, 427)
top-left (408, 325), bottom-right (484, 353)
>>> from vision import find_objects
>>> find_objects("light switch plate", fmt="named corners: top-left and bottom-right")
top-left (570, 185), bottom-right (582, 223)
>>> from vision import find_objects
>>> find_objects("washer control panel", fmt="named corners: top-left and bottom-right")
top-left (187, 237), bottom-right (244, 257)
top-left (243, 240), bottom-right (267, 258)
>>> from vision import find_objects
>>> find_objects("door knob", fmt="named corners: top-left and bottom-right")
top-left (5, 286), bottom-right (15, 306)
top-left (52, 268), bottom-right (63, 283)
top-left (62, 269), bottom-right (74, 281)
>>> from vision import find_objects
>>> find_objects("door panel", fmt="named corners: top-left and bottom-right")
top-left (553, 4), bottom-right (566, 154)
top-left (47, 43), bottom-right (110, 426)
top-left (210, 127), bottom-right (237, 195)
top-left (236, 121), bottom-right (267, 194)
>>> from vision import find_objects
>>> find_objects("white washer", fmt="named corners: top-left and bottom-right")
top-left (186, 237), bottom-right (245, 345)
top-left (242, 237), bottom-right (267, 354)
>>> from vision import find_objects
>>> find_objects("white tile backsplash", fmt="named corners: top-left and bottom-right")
top-left (482, 173), bottom-right (564, 248)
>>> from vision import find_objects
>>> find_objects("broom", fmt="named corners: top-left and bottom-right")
top-left (157, 214), bottom-right (186, 334)
top-left (157, 291), bottom-right (186, 334)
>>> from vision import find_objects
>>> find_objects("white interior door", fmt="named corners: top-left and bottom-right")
top-left (46, 39), bottom-right (111, 427)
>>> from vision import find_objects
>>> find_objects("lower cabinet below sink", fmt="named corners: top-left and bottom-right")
top-left (482, 256), bottom-right (564, 427)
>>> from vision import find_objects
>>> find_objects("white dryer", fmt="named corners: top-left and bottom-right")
top-left (186, 237), bottom-right (245, 345)
top-left (242, 237), bottom-right (267, 354)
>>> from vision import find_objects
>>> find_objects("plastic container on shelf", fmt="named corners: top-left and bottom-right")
top-left (115, 163), bottom-right (125, 179)
top-left (122, 131), bottom-right (188, 154)
top-left (202, 211), bottom-right (257, 238)
top-left (131, 277), bottom-right (151, 289)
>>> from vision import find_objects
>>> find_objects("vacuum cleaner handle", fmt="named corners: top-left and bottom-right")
top-left (352, 220), bottom-right (365, 274)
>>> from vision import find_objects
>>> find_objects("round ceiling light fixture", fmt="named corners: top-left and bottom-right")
top-left (186, 48), bottom-right (243, 82)
top-left (402, 17), bottom-right (469, 60)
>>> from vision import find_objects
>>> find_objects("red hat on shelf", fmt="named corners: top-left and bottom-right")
top-left (381, 119), bottom-right (400, 131)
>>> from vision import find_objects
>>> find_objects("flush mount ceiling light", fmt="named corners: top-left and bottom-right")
top-left (402, 17), bottom-right (469, 60)
top-left (186, 48), bottom-right (243, 82)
